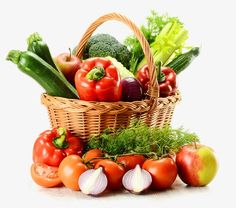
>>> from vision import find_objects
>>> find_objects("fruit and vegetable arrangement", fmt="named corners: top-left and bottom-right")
top-left (7, 11), bottom-right (199, 101)
top-left (6, 11), bottom-right (218, 196)
top-left (30, 124), bottom-right (218, 195)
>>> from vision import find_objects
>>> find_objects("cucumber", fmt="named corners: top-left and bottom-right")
top-left (167, 47), bottom-right (200, 74)
top-left (27, 32), bottom-right (70, 81)
top-left (27, 32), bottom-right (58, 69)
top-left (7, 50), bottom-right (79, 99)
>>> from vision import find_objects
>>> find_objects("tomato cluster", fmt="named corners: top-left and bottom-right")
top-left (30, 128), bottom-right (217, 195)
top-left (31, 130), bottom-right (178, 191)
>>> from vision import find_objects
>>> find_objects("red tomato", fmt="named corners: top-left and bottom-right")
top-left (95, 159), bottom-right (125, 190)
top-left (58, 155), bottom-right (88, 191)
top-left (142, 157), bottom-right (177, 190)
top-left (116, 155), bottom-right (146, 170)
top-left (31, 163), bottom-right (61, 188)
top-left (83, 149), bottom-right (103, 167)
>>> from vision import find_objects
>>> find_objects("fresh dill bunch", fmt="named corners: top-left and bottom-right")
top-left (87, 124), bottom-right (199, 157)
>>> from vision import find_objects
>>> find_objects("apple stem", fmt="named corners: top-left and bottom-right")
top-left (67, 48), bottom-right (72, 62)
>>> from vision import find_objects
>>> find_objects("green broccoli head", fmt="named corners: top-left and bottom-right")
top-left (83, 34), bottom-right (118, 58)
top-left (88, 42), bottom-right (116, 58)
top-left (83, 33), bottom-right (132, 70)
top-left (113, 43), bottom-right (132, 69)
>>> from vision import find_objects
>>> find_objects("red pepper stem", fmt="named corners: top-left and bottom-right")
top-left (86, 67), bottom-right (105, 81)
top-left (155, 61), bottom-right (165, 82)
top-left (52, 127), bottom-right (69, 149)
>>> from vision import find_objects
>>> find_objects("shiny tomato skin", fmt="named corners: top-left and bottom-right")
top-left (95, 159), bottom-right (125, 191)
top-left (116, 155), bottom-right (146, 170)
top-left (83, 149), bottom-right (103, 167)
top-left (58, 155), bottom-right (88, 191)
top-left (142, 158), bottom-right (177, 190)
top-left (31, 163), bottom-right (61, 188)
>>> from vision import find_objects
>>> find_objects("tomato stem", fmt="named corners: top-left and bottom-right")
top-left (84, 152), bottom-right (161, 165)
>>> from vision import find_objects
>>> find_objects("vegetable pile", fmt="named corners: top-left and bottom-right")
top-left (7, 11), bottom-right (200, 102)
top-left (30, 124), bottom-right (218, 196)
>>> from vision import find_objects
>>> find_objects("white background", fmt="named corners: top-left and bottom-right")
top-left (0, 0), bottom-right (235, 207)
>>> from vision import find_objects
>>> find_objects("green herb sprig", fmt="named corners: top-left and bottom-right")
top-left (87, 123), bottom-right (199, 158)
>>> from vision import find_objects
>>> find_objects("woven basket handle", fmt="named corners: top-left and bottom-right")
top-left (75, 13), bottom-right (159, 98)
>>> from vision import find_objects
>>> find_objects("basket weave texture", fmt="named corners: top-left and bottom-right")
top-left (41, 13), bottom-right (181, 141)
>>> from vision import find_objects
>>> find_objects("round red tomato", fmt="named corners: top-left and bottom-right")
top-left (58, 155), bottom-right (88, 191)
top-left (31, 163), bottom-right (61, 188)
top-left (83, 149), bottom-right (103, 167)
top-left (142, 157), bottom-right (177, 190)
top-left (116, 155), bottom-right (146, 170)
top-left (95, 159), bottom-right (125, 190)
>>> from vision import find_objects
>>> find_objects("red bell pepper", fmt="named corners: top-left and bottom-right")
top-left (74, 57), bottom-right (122, 102)
top-left (159, 67), bottom-right (177, 97)
top-left (136, 65), bottom-right (177, 97)
top-left (136, 65), bottom-right (150, 92)
top-left (33, 127), bottom-right (84, 167)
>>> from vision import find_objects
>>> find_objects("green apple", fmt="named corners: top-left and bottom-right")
top-left (176, 144), bottom-right (218, 186)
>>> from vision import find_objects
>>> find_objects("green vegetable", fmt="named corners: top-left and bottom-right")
top-left (27, 32), bottom-right (75, 84)
top-left (125, 11), bottom-right (188, 75)
top-left (27, 32), bottom-right (57, 70)
top-left (106, 56), bottom-right (134, 79)
top-left (83, 34), bottom-right (118, 59)
top-left (83, 33), bottom-right (132, 69)
top-left (89, 42), bottom-right (116, 58)
top-left (136, 19), bottom-right (188, 71)
top-left (87, 123), bottom-right (199, 157)
top-left (167, 47), bottom-right (200, 75)
top-left (112, 43), bottom-right (131, 69)
top-left (7, 50), bottom-right (79, 99)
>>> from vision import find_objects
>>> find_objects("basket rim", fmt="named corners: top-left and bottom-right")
top-left (41, 90), bottom-right (181, 105)
top-left (41, 91), bottom-right (181, 115)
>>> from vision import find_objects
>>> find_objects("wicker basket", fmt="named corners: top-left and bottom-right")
top-left (41, 13), bottom-right (181, 141)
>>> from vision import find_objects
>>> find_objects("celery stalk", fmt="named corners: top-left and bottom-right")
top-left (136, 20), bottom-right (188, 70)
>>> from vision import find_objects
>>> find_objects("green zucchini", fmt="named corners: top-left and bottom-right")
top-left (167, 47), bottom-right (200, 74)
top-left (27, 32), bottom-right (70, 79)
top-left (7, 50), bottom-right (78, 99)
top-left (27, 32), bottom-right (59, 70)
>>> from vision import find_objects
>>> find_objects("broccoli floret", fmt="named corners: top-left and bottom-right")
top-left (82, 33), bottom-right (132, 70)
top-left (83, 34), bottom-right (118, 58)
top-left (88, 42), bottom-right (116, 58)
top-left (113, 43), bottom-right (132, 69)
top-left (91, 34), bottom-right (118, 45)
